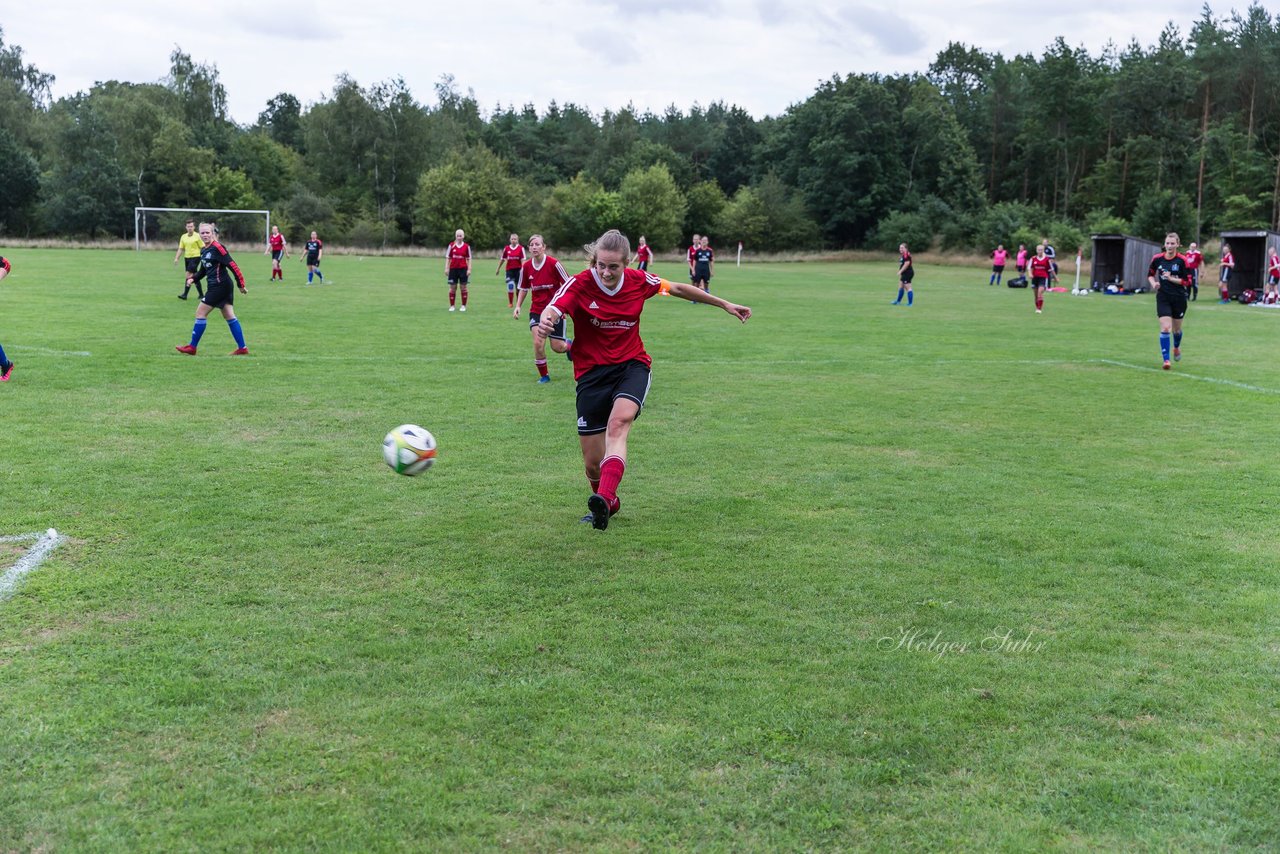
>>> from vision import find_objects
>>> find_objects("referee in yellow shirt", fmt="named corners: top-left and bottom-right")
top-left (173, 219), bottom-right (205, 300)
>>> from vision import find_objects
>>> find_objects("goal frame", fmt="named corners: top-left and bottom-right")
top-left (134, 207), bottom-right (271, 250)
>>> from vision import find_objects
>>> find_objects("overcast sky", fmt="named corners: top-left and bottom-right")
top-left (2, 0), bottom-right (1231, 123)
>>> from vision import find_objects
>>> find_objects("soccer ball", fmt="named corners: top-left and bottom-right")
top-left (383, 424), bottom-right (437, 476)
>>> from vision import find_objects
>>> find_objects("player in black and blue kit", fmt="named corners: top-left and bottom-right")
top-left (1148, 232), bottom-right (1189, 370)
top-left (174, 224), bottom-right (250, 356)
top-left (0, 255), bottom-right (13, 381)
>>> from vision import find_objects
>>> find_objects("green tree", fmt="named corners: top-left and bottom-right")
top-left (41, 96), bottom-right (131, 237)
top-left (540, 174), bottom-right (620, 251)
top-left (258, 92), bottom-right (305, 151)
top-left (616, 164), bottom-right (686, 250)
top-left (684, 181), bottom-right (728, 243)
top-left (0, 127), bottom-right (39, 232)
top-left (412, 145), bottom-right (525, 247)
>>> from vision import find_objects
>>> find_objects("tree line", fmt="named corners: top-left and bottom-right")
top-left (2, 5), bottom-right (1278, 254)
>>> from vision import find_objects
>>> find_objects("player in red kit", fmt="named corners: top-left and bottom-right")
top-left (1183, 241), bottom-right (1202, 301)
top-left (634, 236), bottom-right (653, 271)
top-left (535, 229), bottom-right (752, 530)
top-left (1028, 244), bottom-right (1053, 313)
top-left (513, 234), bottom-right (572, 383)
top-left (496, 233), bottom-right (526, 308)
top-left (266, 225), bottom-right (289, 281)
top-left (446, 228), bottom-right (472, 312)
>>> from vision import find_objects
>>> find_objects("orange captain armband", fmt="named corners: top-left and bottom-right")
top-left (658, 279), bottom-right (672, 296)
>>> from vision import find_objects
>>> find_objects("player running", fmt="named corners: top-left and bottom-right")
top-left (496, 233), bottom-right (525, 309)
top-left (1148, 232), bottom-right (1190, 369)
top-left (266, 225), bottom-right (289, 281)
top-left (446, 229), bottom-right (472, 312)
top-left (0, 255), bottom-right (14, 381)
top-left (513, 234), bottom-right (572, 383)
top-left (174, 220), bottom-right (205, 301)
top-left (175, 223), bottom-right (250, 356)
top-left (535, 229), bottom-right (751, 530)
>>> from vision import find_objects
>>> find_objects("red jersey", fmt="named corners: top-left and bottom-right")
top-left (635, 244), bottom-right (652, 264)
top-left (548, 267), bottom-right (664, 380)
top-left (1184, 249), bottom-right (1202, 270)
top-left (447, 241), bottom-right (471, 269)
top-left (501, 244), bottom-right (525, 270)
top-left (1028, 256), bottom-right (1053, 279)
top-left (687, 244), bottom-right (697, 265)
top-left (1269, 255), bottom-right (1280, 279)
top-left (520, 254), bottom-right (571, 314)
top-left (1221, 251), bottom-right (1234, 268)
top-left (269, 233), bottom-right (285, 252)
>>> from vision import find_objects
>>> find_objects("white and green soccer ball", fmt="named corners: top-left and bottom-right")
top-left (382, 424), bottom-right (437, 476)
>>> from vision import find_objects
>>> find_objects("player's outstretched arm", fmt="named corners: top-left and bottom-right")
top-left (665, 280), bottom-right (751, 322)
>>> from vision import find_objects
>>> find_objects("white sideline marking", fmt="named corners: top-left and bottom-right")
top-left (1094, 359), bottom-right (1280, 395)
top-left (10, 345), bottom-right (92, 357)
top-left (0, 528), bottom-right (65, 602)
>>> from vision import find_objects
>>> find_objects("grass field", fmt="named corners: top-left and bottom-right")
top-left (1, 247), bottom-right (1277, 851)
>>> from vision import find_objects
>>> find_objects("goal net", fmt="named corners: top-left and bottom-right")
top-left (134, 207), bottom-right (271, 250)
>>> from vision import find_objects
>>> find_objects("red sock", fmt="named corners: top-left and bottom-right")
top-left (508, 292), bottom-right (514, 306)
top-left (449, 292), bottom-right (456, 306)
top-left (589, 478), bottom-right (600, 493)
top-left (1035, 297), bottom-right (1043, 310)
top-left (536, 359), bottom-right (548, 377)
top-left (461, 291), bottom-right (468, 306)
top-left (598, 456), bottom-right (625, 501)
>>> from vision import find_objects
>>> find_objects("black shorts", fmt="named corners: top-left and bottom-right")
top-left (201, 283), bottom-right (235, 308)
top-left (272, 250), bottom-right (283, 261)
top-left (505, 271), bottom-right (520, 289)
top-left (693, 266), bottom-right (711, 284)
top-left (1220, 269), bottom-right (1231, 284)
top-left (184, 258), bottom-right (201, 274)
top-left (306, 255), bottom-right (320, 266)
top-left (529, 311), bottom-right (566, 341)
top-left (448, 269), bottom-right (469, 286)
top-left (636, 261), bottom-right (649, 271)
top-left (1031, 276), bottom-right (1050, 288)
top-left (992, 264), bottom-right (1005, 273)
top-left (1156, 288), bottom-right (1187, 319)
top-left (1016, 265), bottom-right (1027, 274)
top-left (900, 268), bottom-right (914, 283)
top-left (575, 360), bottom-right (651, 436)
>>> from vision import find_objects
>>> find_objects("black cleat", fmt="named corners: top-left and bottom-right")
top-left (587, 493), bottom-right (610, 530)
top-left (178, 293), bottom-right (188, 300)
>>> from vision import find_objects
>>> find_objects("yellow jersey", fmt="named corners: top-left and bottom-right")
top-left (178, 232), bottom-right (203, 259)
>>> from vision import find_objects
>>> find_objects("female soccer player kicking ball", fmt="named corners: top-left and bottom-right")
top-left (535, 229), bottom-right (751, 530)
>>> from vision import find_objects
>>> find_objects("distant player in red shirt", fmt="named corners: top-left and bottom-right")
top-left (1028, 244), bottom-right (1053, 313)
top-left (446, 229), bottom-right (472, 311)
top-left (1183, 241), bottom-right (1202, 301)
top-left (1264, 246), bottom-right (1280, 304)
top-left (0, 255), bottom-right (14, 381)
top-left (1218, 243), bottom-right (1234, 302)
top-left (514, 234), bottom-right (573, 383)
top-left (634, 236), bottom-right (653, 271)
top-left (687, 233), bottom-right (700, 282)
top-left (266, 225), bottom-right (289, 281)
top-left (496, 233), bottom-right (526, 308)
top-left (536, 229), bottom-right (751, 530)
